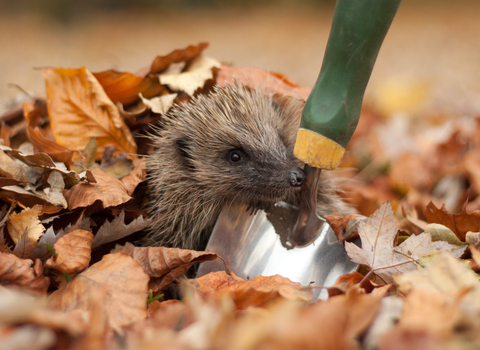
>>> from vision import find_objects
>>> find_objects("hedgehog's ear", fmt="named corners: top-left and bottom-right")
top-left (175, 137), bottom-right (195, 171)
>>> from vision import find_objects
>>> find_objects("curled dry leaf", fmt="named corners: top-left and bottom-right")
top-left (93, 70), bottom-right (165, 105)
top-left (325, 214), bottom-right (363, 243)
top-left (196, 271), bottom-right (312, 310)
top-left (160, 55), bottom-right (221, 96)
top-left (45, 229), bottom-right (93, 274)
top-left (48, 253), bottom-right (149, 330)
top-left (6, 205), bottom-right (44, 245)
top-left (120, 157), bottom-right (146, 195)
top-left (113, 243), bottom-right (217, 292)
top-left (425, 201), bottom-right (480, 240)
top-left (0, 147), bottom-right (26, 180)
top-left (63, 169), bottom-right (132, 210)
top-left (0, 251), bottom-right (50, 295)
top-left (43, 67), bottom-right (137, 160)
top-left (139, 93), bottom-right (177, 114)
top-left (23, 100), bottom-right (82, 169)
top-left (345, 202), bottom-right (467, 284)
top-left (149, 42), bottom-right (209, 75)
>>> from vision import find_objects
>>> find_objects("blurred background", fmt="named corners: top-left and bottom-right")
top-left (1, 0), bottom-right (480, 117)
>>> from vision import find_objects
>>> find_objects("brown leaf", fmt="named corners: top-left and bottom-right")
top-left (23, 100), bottom-right (82, 168)
top-left (43, 67), bottom-right (137, 160)
top-left (113, 243), bottom-right (217, 292)
top-left (425, 201), bottom-right (480, 240)
top-left (325, 214), bottom-right (362, 243)
top-left (0, 186), bottom-right (63, 215)
top-left (93, 70), bottom-right (165, 105)
top-left (216, 65), bottom-right (311, 100)
top-left (196, 271), bottom-right (312, 310)
top-left (0, 147), bottom-right (26, 180)
top-left (149, 42), bottom-right (209, 75)
top-left (120, 157), bottom-right (146, 195)
top-left (63, 169), bottom-right (132, 210)
top-left (0, 252), bottom-right (50, 295)
top-left (48, 253), bottom-right (149, 329)
top-left (389, 152), bottom-right (434, 194)
top-left (6, 205), bottom-right (44, 245)
top-left (91, 211), bottom-right (151, 249)
top-left (45, 229), bottom-right (93, 274)
top-left (146, 299), bottom-right (195, 330)
top-left (0, 121), bottom-right (12, 146)
top-left (327, 271), bottom-right (375, 297)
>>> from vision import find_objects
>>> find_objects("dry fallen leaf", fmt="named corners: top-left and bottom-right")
top-left (0, 252), bottom-right (50, 295)
top-left (149, 42), bottom-right (209, 75)
top-left (139, 93), bottom-right (177, 114)
top-left (395, 252), bottom-right (480, 310)
top-left (93, 70), bottom-right (164, 105)
top-left (160, 55), bottom-right (221, 96)
top-left (63, 168), bottom-right (132, 210)
top-left (91, 211), bottom-right (151, 249)
top-left (113, 243), bottom-right (217, 292)
top-left (23, 100), bottom-right (82, 169)
top-left (48, 253), bottom-right (149, 330)
top-left (345, 202), bottom-right (466, 284)
top-left (196, 271), bottom-right (312, 310)
top-left (425, 201), bottom-right (480, 240)
top-left (45, 229), bottom-right (93, 274)
top-left (0, 147), bottom-right (26, 180)
top-left (43, 67), bottom-right (137, 160)
top-left (6, 205), bottom-right (44, 246)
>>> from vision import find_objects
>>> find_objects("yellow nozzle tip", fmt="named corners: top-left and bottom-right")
top-left (293, 128), bottom-right (345, 170)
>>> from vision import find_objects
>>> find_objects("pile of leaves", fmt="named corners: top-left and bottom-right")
top-left (2, 42), bottom-right (480, 349)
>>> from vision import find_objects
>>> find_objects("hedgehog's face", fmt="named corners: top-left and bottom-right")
top-left (174, 116), bottom-right (305, 209)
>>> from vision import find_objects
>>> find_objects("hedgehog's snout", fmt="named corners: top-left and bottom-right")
top-left (289, 167), bottom-right (305, 187)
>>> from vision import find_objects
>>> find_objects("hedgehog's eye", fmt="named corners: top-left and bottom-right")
top-left (228, 150), bottom-right (243, 163)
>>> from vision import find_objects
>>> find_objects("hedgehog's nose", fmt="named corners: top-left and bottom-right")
top-left (289, 167), bottom-right (305, 187)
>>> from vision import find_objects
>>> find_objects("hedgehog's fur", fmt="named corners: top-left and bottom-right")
top-left (142, 84), bottom-right (355, 249)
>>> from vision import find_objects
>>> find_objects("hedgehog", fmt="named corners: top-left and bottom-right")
top-left (142, 83), bottom-right (355, 250)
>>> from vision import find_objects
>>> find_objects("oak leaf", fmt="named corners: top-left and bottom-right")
top-left (0, 147), bottom-right (26, 180)
top-left (113, 243), bottom-right (217, 292)
top-left (48, 253), bottom-right (149, 329)
top-left (196, 271), bottom-right (312, 310)
top-left (91, 211), bottom-right (151, 249)
top-left (45, 229), bottom-right (93, 274)
top-left (345, 202), bottom-right (466, 284)
top-left (43, 67), bottom-right (137, 160)
top-left (0, 251), bottom-right (50, 295)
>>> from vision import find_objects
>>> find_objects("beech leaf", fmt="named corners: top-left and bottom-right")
top-left (0, 251), bottom-right (50, 295)
top-left (63, 168), bottom-right (132, 210)
top-left (7, 205), bottom-right (44, 246)
top-left (196, 271), bottom-right (312, 310)
top-left (112, 243), bottom-right (217, 292)
top-left (45, 229), bottom-right (93, 274)
top-left (48, 253), bottom-right (149, 330)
